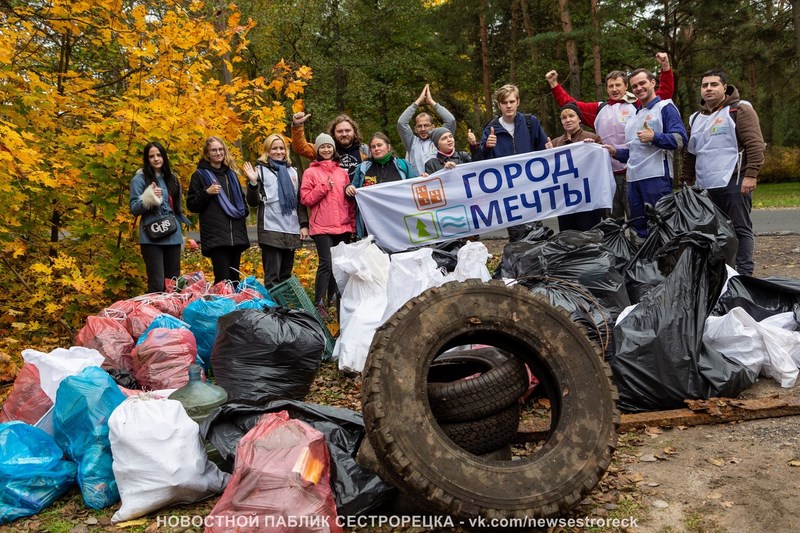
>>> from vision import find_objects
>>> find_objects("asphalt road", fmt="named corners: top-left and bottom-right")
top-left (186, 208), bottom-right (798, 245)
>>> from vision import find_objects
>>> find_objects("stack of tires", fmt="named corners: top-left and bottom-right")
top-left (361, 280), bottom-right (619, 521)
top-left (427, 347), bottom-right (529, 456)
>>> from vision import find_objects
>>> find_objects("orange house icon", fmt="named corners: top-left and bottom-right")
top-left (413, 178), bottom-right (447, 211)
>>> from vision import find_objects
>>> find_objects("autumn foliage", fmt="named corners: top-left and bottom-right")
top-left (0, 0), bottom-right (311, 343)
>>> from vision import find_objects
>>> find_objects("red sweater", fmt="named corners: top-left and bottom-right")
top-left (550, 70), bottom-right (675, 130)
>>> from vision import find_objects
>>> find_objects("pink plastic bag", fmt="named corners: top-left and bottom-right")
top-left (99, 299), bottom-right (140, 324)
top-left (206, 411), bottom-right (341, 533)
top-left (148, 293), bottom-right (186, 318)
top-left (130, 328), bottom-right (197, 390)
top-left (0, 363), bottom-right (53, 424)
top-left (124, 303), bottom-right (161, 340)
top-left (75, 316), bottom-right (135, 371)
top-left (232, 288), bottom-right (260, 304)
top-left (209, 281), bottom-right (236, 296)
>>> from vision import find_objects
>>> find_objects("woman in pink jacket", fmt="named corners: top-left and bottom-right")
top-left (300, 133), bottom-right (356, 316)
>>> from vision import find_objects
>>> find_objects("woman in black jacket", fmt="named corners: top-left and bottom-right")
top-left (187, 136), bottom-right (250, 284)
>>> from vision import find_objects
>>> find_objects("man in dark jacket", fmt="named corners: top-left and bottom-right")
top-left (681, 69), bottom-right (765, 276)
top-left (479, 84), bottom-right (548, 159)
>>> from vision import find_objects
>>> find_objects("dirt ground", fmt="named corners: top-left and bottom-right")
top-left (570, 233), bottom-right (800, 533)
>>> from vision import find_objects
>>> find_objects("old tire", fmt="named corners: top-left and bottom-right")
top-left (428, 348), bottom-right (529, 423)
top-left (440, 403), bottom-right (520, 455)
top-left (362, 280), bottom-right (619, 520)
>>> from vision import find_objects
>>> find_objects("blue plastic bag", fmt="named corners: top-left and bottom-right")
top-left (238, 276), bottom-right (276, 305)
top-left (235, 298), bottom-right (276, 311)
top-left (135, 314), bottom-right (191, 346)
top-left (183, 297), bottom-right (237, 370)
top-left (0, 421), bottom-right (77, 525)
top-left (53, 366), bottom-right (126, 509)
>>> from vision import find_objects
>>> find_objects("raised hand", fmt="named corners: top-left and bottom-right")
top-left (655, 52), bottom-right (671, 71)
top-left (485, 127), bottom-right (497, 149)
top-left (545, 70), bottom-right (559, 88)
top-left (292, 112), bottom-right (311, 126)
top-left (467, 129), bottom-right (477, 146)
top-left (243, 162), bottom-right (258, 185)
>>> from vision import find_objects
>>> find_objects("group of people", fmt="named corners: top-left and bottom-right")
top-left (130, 51), bottom-right (765, 307)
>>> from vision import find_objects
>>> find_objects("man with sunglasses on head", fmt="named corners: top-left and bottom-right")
top-left (397, 84), bottom-right (456, 175)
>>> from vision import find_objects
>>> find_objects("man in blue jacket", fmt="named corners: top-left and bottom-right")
top-left (603, 68), bottom-right (687, 239)
top-left (479, 84), bottom-right (548, 159)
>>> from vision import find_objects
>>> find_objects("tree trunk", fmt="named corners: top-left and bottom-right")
top-left (591, 0), bottom-right (603, 100)
top-left (792, 0), bottom-right (800, 60)
top-left (519, 0), bottom-right (548, 127)
top-left (509, 0), bottom-right (521, 84)
top-left (558, 0), bottom-right (580, 98)
top-left (215, 1), bottom-right (233, 86)
top-left (479, 0), bottom-right (492, 119)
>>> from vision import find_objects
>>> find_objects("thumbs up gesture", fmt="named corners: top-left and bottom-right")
top-left (485, 126), bottom-right (497, 149)
top-left (467, 128), bottom-right (477, 147)
top-left (637, 121), bottom-right (655, 143)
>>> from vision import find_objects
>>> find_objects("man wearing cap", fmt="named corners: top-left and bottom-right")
top-left (545, 52), bottom-right (674, 219)
top-left (397, 84), bottom-right (457, 175)
top-left (680, 69), bottom-right (765, 276)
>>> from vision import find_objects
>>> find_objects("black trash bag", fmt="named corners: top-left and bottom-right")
top-left (211, 307), bottom-right (325, 402)
top-left (498, 229), bottom-right (631, 318)
top-left (594, 218), bottom-right (638, 273)
top-left (648, 185), bottom-right (739, 267)
top-left (612, 232), bottom-right (757, 412)
top-left (200, 400), bottom-right (395, 516)
top-left (508, 220), bottom-right (554, 243)
top-left (106, 368), bottom-right (139, 390)
top-left (428, 239), bottom-right (466, 272)
top-left (520, 278), bottom-right (615, 359)
top-left (624, 259), bottom-right (665, 304)
top-left (714, 276), bottom-right (800, 321)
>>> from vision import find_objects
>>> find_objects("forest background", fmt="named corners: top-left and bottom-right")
top-left (1, 0), bottom-right (798, 344)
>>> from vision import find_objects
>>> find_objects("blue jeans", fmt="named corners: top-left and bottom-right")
top-left (628, 176), bottom-right (673, 237)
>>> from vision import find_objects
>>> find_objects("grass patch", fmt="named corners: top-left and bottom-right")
top-left (753, 182), bottom-right (800, 208)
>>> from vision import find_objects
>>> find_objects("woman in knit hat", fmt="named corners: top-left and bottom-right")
top-left (299, 133), bottom-right (355, 316)
top-left (243, 134), bottom-right (308, 288)
top-left (549, 103), bottom-right (605, 232)
top-left (424, 127), bottom-right (472, 174)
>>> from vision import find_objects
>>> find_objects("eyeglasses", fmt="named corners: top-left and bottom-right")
top-left (209, 148), bottom-right (225, 153)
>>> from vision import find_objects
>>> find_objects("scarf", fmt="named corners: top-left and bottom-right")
top-left (270, 158), bottom-right (297, 216)
top-left (437, 149), bottom-right (456, 159)
top-left (373, 153), bottom-right (392, 165)
top-left (199, 168), bottom-right (246, 219)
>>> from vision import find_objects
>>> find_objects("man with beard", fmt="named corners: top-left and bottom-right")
top-left (397, 84), bottom-right (456, 175)
top-left (681, 69), bottom-right (765, 276)
top-left (292, 112), bottom-right (370, 180)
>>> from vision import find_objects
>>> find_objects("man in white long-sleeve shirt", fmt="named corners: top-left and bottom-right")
top-left (397, 84), bottom-right (456, 175)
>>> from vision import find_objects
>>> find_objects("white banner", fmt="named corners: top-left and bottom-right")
top-left (356, 142), bottom-right (616, 252)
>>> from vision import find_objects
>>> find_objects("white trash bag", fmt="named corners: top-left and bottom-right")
top-left (332, 237), bottom-right (390, 373)
top-left (704, 307), bottom-right (800, 388)
top-left (109, 395), bottom-right (229, 523)
top-left (381, 248), bottom-right (446, 324)
top-left (451, 241), bottom-right (492, 282)
top-left (23, 347), bottom-right (105, 402)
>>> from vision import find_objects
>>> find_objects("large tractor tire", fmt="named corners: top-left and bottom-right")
top-left (362, 280), bottom-right (619, 520)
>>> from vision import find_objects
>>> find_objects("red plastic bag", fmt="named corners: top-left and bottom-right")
top-left (0, 363), bottom-right (53, 424)
top-left (99, 299), bottom-right (140, 324)
top-left (208, 281), bottom-right (236, 296)
top-left (75, 316), bottom-right (135, 371)
top-left (165, 271), bottom-right (206, 294)
top-left (232, 288), bottom-right (260, 304)
top-left (124, 303), bottom-right (161, 340)
top-left (130, 328), bottom-right (197, 390)
top-left (206, 411), bottom-right (341, 533)
top-left (148, 293), bottom-right (186, 318)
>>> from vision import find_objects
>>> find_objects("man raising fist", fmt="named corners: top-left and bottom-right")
top-left (602, 68), bottom-right (687, 239)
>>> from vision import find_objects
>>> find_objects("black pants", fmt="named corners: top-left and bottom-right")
top-left (312, 233), bottom-right (351, 303)
top-left (611, 172), bottom-right (630, 220)
top-left (260, 244), bottom-right (295, 288)
top-left (205, 246), bottom-right (243, 284)
top-left (709, 177), bottom-right (755, 276)
top-left (557, 209), bottom-right (604, 233)
top-left (140, 244), bottom-right (181, 293)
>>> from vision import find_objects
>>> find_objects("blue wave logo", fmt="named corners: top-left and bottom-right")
top-left (439, 215), bottom-right (468, 229)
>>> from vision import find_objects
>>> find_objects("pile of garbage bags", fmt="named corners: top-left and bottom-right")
top-left (497, 186), bottom-right (799, 412)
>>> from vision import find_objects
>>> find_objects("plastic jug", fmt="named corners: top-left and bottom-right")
top-left (168, 365), bottom-right (228, 424)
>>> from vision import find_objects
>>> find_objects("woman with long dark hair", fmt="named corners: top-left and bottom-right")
top-left (187, 136), bottom-right (250, 284)
top-left (129, 141), bottom-right (188, 293)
